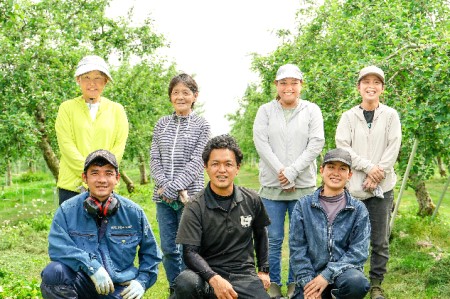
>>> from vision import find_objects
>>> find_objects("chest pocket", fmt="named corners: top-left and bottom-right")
top-left (69, 231), bottom-right (97, 252)
top-left (108, 231), bottom-right (140, 270)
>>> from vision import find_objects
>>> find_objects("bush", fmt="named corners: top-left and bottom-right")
top-left (14, 172), bottom-right (48, 183)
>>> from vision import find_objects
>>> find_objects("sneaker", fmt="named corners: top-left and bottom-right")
top-left (267, 282), bottom-right (282, 299)
top-left (286, 282), bottom-right (296, 298)
top-left (370, 285), bottom-right (385, 299)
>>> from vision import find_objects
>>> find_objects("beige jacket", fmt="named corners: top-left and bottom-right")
top-left (335, 103), bottom-right (402, 199)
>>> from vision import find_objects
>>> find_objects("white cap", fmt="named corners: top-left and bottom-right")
top-left (275, 64), bottom-right (303, 81)
top-left (358, 65), bottom-right (384, 84)
top-left (75, 55), bottom-right (113, 81)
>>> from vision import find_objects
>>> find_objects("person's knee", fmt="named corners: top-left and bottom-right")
top-left (41, 262), bottom-right (75, 285)
top-left (338, 270), bottom-right (370, 298)
top-left (173, 270), bottom-right (203, 294)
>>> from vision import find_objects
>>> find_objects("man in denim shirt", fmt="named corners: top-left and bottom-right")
top-left (289, 148), bottom-right (370, 299)
top-left (41, 150), bottom-right (162, 299)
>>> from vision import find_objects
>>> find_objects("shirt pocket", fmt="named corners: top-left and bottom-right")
top-left (69, 231), bottom-right (97, 252)
top-left (108, 231), bottom-right (140, 270)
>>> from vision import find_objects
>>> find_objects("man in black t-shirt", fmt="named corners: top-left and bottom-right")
top-left (173, 134), bottom-right (271, 299)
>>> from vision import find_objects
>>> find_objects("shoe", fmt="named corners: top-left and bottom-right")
top-left (267, 282), bottom-right (282, 299)
top-left (370, 279), bottom-right (385, 299)
top-left (286, 282), bottom-right (296, 298)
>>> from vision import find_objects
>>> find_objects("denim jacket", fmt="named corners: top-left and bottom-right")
top-left (48, 192), bottom-right (162, 290)
top-left (289, 188), bottom-right (370, 288)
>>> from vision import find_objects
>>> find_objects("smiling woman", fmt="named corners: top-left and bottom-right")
top-left (55, 55), bottom-right (129, 205)
top-left (150, 73), bottom-right (211, 294)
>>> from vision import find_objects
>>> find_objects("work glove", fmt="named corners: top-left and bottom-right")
top-left (89, 266), bottom-right (114, 295)
top-left (120, 280), bottom-right (145, 299)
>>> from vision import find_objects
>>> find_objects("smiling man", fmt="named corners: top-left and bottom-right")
top-left (289, 148), bottom-right (371, 299)
top-left (41, 149), bottom-right (162, 299)
top-left (172, 134), bottom-right (271, 299)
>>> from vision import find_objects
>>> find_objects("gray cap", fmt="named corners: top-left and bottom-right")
top-left (275, 64), bottom-right (303, 81)
top-left (84, 149), bottom-right (118, 172)
top-left (322, 148), bottom-right (352, 168)
top-left (358, 65), bottom-right (384, 84)
top-left (75, 55), bottom-right (113, 81)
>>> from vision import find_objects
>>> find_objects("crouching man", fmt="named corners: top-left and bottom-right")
top-left (289, 148), bottom-right (371, 299)
top-left (40, 149), bottom-right (162, 299)
top-left (172, 134), bottom-right (271, 299)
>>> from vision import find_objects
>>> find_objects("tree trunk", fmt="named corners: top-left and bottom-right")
top-left (6, 159), bottom-right (12, 186)
top-left (436, 156), bottom-right (447, 177)
top-left (121, 171), bottom-right (135, 193)
top-left (138, 153), bottom-right (148, 185)
top-left (35, 105), bottom-right (59, 181)
top-left (410, 173), bottom-right (435, 216)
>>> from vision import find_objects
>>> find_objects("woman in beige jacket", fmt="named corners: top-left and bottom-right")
top-left (335, 65), bottom-right (401, 299)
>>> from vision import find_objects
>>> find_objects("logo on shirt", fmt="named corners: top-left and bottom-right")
top-left (240, 215), bottom-right (252, 228)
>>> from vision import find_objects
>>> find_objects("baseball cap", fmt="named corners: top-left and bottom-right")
top-left (75, 55), bottom-right (113, 81)
top-left (84, 149), bottom-right (118, 172)
top-left (357, 65), bottom-right (384, 84)
top-left (275, 64), bottom-right (303, 81)
top-left (322, 148), bottom-right (352, 168)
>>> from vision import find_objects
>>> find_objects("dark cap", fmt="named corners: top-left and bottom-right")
top-left (322, 148), bottom-right (352, 168)
top-left (84, 149), bottom-right (118, 172)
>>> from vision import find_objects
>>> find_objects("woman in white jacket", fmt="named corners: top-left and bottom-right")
top-left (335, 65), bottom-right (402, 299)
top-left (253, 64), bottom-right (325, 299)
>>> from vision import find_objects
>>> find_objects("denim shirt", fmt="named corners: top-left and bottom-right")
top-left (48, 192), bottom-right (162, 290)
top-left (289, 188), bottom-right (370, 288)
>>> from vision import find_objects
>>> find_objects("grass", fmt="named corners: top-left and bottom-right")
top-left (0, 164), bottom-right (449, 298)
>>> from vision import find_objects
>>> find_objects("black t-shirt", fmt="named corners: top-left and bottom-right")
top-left (176, 183), bottom-right (271, 273)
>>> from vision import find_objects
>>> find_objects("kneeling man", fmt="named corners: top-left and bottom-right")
top-left (289, 148), bottom-right (371, 299)
top-left (173, 134), bottom-right (271, 299)
top-left (41, 149), bottom-right (162, 299)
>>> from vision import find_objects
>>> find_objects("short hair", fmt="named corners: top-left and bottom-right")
top-left (202, 134), bottom-right (244, 166)
top-left (168, 73), bottom-right (199, 108)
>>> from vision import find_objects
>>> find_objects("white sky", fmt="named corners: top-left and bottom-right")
top-left (107, 0), bottom-right (300, 136)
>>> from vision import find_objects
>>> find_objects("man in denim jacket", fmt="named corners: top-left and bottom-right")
top-left (289, 148), bottom-right (370, 299)
top-left (41, 150), bottom-right (162, 299)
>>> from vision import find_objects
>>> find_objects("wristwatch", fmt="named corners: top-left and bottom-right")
top-left (259, 266), bottom-right (270, 274)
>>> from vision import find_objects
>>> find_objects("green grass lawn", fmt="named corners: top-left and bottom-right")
top-left (0, 164), bottom-right (449, 298)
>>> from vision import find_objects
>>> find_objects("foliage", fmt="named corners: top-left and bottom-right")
top-left (0, 0), bottom-right (168, 179)
top-left (106, 60), bottom-right (177, 163)
top-left (14, 172), bottom-right (48, 183)
top-left (229, 0), bottom-right (450, 212)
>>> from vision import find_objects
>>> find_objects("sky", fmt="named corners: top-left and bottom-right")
top-left (106, 0), bottom-right (300, 136)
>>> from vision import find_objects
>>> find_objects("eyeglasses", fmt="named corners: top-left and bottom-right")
top-left (80, 75), bottom-right (106, 84)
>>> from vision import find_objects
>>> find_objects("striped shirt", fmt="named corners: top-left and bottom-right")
top-left (150, 112), bottom-right (211, 201)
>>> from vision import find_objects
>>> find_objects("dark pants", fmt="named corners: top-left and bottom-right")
top-left (173, 269), bottom-right (270, 299)
top-left (40, 261), bottom-right (126, 299)
top-left (58, 188), bottom-right (79, 205)
top-left (363, 190), bottom-right (394, 281)
top-left (292, 268), bottom-right (370, 299)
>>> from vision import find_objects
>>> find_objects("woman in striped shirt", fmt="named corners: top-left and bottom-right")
top-left (150, 73), bottom-right (211, 294)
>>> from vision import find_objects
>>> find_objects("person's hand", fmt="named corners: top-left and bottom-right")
top-left (89, 266), bottom-right (114, 295)
top-left (120, 280), bottom-right (145, 299)
top-left (208, 275), bottom-right (238, 299)
top-left (278, 169), bottom-right (290, 187)
top-left (363, 177), bottom-right (378, 192)
top-left (157, 187), bottom-right (173, 204)
top-left (303, 275), bottom-right (328, 299)
top-left (179, 190), bottom-right (191, 204)
top-left (368, 165), bottom-right (385, 183)
top-left (257, 271), bottom-right (271, 290)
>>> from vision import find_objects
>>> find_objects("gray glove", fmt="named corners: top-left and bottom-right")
top-left (89, 266), bottom-right (114, 295)
top-left (120, 280), bottom-right (145, 299)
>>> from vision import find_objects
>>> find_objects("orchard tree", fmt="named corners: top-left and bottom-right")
top-left (232, 0), bottom-right (449, 215)
top-left (0, 0), bottom-right (166, 180)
